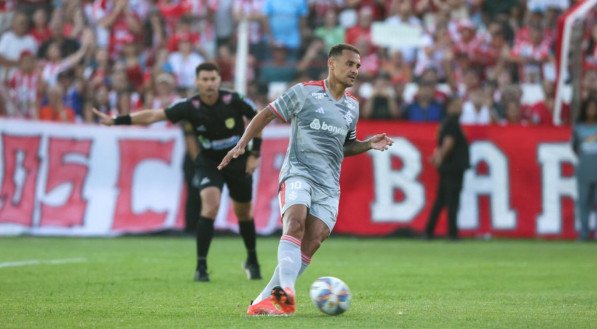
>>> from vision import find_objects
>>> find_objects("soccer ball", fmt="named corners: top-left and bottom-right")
top-left (309, 276), bottom-right (352, 315)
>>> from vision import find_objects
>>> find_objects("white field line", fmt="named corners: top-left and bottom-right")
top-left (0, 257), bottom-right (87, 268)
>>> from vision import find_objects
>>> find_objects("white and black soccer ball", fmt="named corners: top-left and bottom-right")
top-left (309, 276), bottom-right (352, 315)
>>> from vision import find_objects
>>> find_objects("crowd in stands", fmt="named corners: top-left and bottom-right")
top-left (0, 0), bottom-right (596, 125)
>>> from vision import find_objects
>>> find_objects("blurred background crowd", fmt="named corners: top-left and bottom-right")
top-left (0, 0), bottom-right (596, 125)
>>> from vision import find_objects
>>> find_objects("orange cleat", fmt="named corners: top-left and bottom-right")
top-left (246, 297), bottom-right (286, 316)
top-left (271, 286), bottom-right (295, 315)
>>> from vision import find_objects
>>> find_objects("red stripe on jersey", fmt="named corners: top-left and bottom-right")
top-left (302, 80), bottom-right (324, 89)
top-left (345, 91), bottom-right (358, 101)
top-left (268, 103), bottom-right (287, 123)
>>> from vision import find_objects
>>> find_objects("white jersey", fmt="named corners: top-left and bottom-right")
top-left (269, 80), bottom-right (359, 196)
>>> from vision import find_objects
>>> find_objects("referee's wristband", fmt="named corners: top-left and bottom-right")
top-left (114, 114), bottom-right (132, 125)
top-left (248, 137), bottom-right (262, 157)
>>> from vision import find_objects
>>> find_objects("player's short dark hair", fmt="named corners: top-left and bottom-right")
top-left (328, 43), bottom-right (360, 59)
top-left (196, 62), bottom-right (220, 76)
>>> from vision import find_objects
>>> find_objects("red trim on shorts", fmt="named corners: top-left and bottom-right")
top-left (281, 234), bottom-right (301, 246)
top-left (279, 182), bottom-right (286, 209)
top-left (268, 103), bottom-right (286, 123)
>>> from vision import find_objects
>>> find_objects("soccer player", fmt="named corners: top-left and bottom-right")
top-left (218, 43), bottom-right (394, 315)
top-left (93, 63), bottom-right (262, 282)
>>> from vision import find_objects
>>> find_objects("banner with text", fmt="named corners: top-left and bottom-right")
top-left (0, 120), bottom-right (590, 238)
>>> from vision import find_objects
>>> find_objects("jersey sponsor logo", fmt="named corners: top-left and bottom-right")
top-left (309, 119), bottom-right (348, 136)
top-left (223, 94), bottom-right (232, 104)
top-left (311, 92), bottom-right (325, 100)
top-left (198, 135), bottom-right (240, 150)
top-left (315, 107), bottom-right (325, 114)
top-left (344, 111), bottom-right (354, 125)
top-left (225, 117), bottom-right (235, 129)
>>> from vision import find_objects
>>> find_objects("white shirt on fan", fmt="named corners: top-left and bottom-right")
top-left (460, 101), bottom-right (492, 125)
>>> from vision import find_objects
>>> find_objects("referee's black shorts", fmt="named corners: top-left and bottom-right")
top-left (194, 155), bottom-right (253, 203)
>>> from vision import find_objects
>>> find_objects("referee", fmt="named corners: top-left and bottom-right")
top-left (93, 62), bottom-right (262, 282)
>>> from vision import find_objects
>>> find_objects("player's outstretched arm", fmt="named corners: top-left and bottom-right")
top-left (344, 133), bottom-right (394, 157)
top-left (92, 108), bottom-right (166, 126)
top-left (218, 106), bottom-right (277, 170)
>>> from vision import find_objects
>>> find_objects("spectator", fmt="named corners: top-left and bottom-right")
top-left (258, 43), bottom-right (297, 84)
top-left (29, 7), bottom-right (50, 45)
top-left (5, 50), bottom-right (41, 119)
top-left (37, 13), bottom-right (80, 59)
top-left (263, 0), bottom-right (308, 60)
top-left (167, 37), bottom-right (206, 91)
top-left (40, 29), bottom-right (92, 88)
top-left (297, 37), bottom-right (328, 80)
top-left (214, 0), bottom-right (234, 48)
top-left (405, 80), bottom-right (444, 122)
top-left (385, 0), bottom-right (423, 64)
top-left (345, 6), bottom-right (374, 53)
top-left (0, 11), bottom-right (37, 82)
top-left (233, 0), bottom-right (268, 61)
top-left (460, 88), bottom-right (493, 124)
top-left (500, 100), bottom-right (528, 125)
top-left (314, 10), bottom-right (345, 52)
top-left (510, 24), bottom-right (552, 83)
top-left (38, 84), bottom-right (75, 123)
top-left (379, 49), bottom-right (412, 86)
top-left (362, 73), bottom-right (400, 120)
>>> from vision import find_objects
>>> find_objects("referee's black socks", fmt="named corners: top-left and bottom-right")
top-left (239, 220), bottom-right (258, 265)
top-left (196, 216), bottom-right (214, 268)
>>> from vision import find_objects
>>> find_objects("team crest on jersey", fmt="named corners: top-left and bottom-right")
top-left (223, 94), bottom-right (232, 104)
top-left (345, 100), bottom-right (356, 110)
top-left (225, 117), bottom-right (235, 129)
top-left (192, 99), bottom-right (200, 108)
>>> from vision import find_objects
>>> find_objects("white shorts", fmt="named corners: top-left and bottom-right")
top-left (278, 176), bottom-right (340, 232)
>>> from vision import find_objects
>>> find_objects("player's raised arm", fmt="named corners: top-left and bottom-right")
top-left (92, 108), bottom-right (167, 126)
top-left (344, 133), bottom-right (394, 157)
top-left (218, 106), bottom-right (277, 170)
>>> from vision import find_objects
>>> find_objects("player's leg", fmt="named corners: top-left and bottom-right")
top-left (194, 157), bottom-right (225, 282)
top-left (424, 173), bottom-right (448, 239)
top-left (445, 172), bottom-right (464, 240)
top-left (247, 204), bottom-right (307, 316)
top-left (301, 214), bottom-right (331, 257)
top-left (195, 186), bottom-right (221, 281)
top-left (232, 200), bottom-right (262, 279)
top-left (226, 165), bottom-right (262, 279)
top-left (576, 179), bottom-right (592, 241)
top-left (248, 178), bottom-right (311, 315)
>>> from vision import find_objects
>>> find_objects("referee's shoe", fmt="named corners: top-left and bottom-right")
top-left (243, 261), bottom-right (262, 280)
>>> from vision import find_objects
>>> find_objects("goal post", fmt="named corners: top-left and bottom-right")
top-left (554, 0), bottom-right (597, 125)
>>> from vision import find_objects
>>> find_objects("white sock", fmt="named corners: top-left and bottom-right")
top-left (277, 235), bottom-right (302, 292)
top-left (252, 250), bottom-right (311, 304)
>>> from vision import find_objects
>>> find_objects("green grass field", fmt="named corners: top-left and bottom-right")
top-left (0, 236), bottom-right (595, 328)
